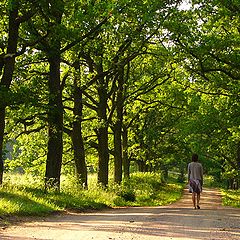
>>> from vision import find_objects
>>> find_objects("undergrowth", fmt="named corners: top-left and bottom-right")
top-left (221, 189), bottom-right (240, 208)
top-left (0, 172), bottom-right (184, 218)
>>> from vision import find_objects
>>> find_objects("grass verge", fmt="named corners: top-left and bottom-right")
top-left (221, 189), bottom-right (240, 208)
top-left (0, 172), bottom-right (184, 223)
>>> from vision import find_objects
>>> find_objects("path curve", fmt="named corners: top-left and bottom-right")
top-left (0, 188), bottom-right (240, 240)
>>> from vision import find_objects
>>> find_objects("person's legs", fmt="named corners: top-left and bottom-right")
top-left (197, 193), bottom-right (201, 209)
top-left (192, 193), bottom-right (196, 209)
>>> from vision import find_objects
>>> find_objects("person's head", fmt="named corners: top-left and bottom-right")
top-left (192, 153), bottom-right (198, 162)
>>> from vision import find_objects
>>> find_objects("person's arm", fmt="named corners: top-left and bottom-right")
top-left (187, 163), bottom-right (191, 182)
top-left (200, 164), bottom-right (203, 184)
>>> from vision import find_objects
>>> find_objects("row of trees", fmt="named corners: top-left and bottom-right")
top-left (0, 0), bottom-right (239, 190)
top-left (177, 0), bottom-right (240, 188)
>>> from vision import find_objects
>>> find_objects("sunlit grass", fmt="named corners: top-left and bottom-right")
top-left (0, 191), bottom-right (58, 216)
top-left (112, 172), bottom-right (184, 206)
top-left (0, 172), bottom-right (184, 219)
top-left (202, 176), bottom-right (240, 208)
top-left (221, 189), bottom-right (240, 208)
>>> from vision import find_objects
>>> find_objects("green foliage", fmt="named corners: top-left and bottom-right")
top-left (4, 133), bottom-right (47, 175)
top-left (221, 189), bottom-right (240, 208)
top-left (203, 175), bottom-right (227, 188)
top-left (1, 0), bottom-right (239, 196)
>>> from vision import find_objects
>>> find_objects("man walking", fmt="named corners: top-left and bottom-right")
top-left (188, 153), bottom-right (203, 209)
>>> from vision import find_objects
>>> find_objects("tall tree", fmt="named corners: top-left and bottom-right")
top-left (112, 65), bottom-right (125, 183)
top-left (0, 0), bottom-right (34, 184)
top-left (25, 0), bottom-right (65, 190)
top-left (44, 1), bottom-right (64, 191)
top-left (72, 66), bottom-right (88, 187)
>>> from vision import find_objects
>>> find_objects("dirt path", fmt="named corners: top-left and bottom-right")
top-left (0, 188), bottom-right (240, 240)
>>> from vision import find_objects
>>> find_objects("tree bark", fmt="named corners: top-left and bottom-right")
top-left (122, 125), bottom-right (130, 179)
top-left (45, 55), bottom-right (63, 191)
top-left (72, 72), bottom-right (87, 188)
top-left (0, 108), bottom-right (6, 185)
top-left (0, 2), bottom-right (19, 185)
top-left (44, 0), bottom-right (64, 192)
top-left (113, 67), bottom-right (124, 184)
top-left (236, 141), bottom-right (240, 189)
top-left (113, 122), bottom-right (122, 183)
top-left (97, 76), bottom-right (109, 187)
top-left (237, 141), bottom-right (240, 171)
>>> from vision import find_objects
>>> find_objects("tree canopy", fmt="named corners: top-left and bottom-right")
top-left (0, 0), bottom-right (239, 190)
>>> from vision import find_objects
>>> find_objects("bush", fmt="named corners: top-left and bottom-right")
top-left (119, 190), bottom-right (136, 202)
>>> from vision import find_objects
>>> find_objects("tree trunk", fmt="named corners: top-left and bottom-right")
top-left (236, 141), bottom-right (240, 189)
top-left (72, 73), bottom-right (87, 188)
top-left (97, 76), bottom-right (109, 187)
top-left (113, 67), bottom-right (124, 184)
top-left (45, 55), bottom-right (63, 191)
top-left (113, 122), bottom-right (122, 183)
top-left (0, 108), bottom-right (5, 185)
top-left (0, 3), bottom-right (19, 185)
top-left (137, 160), bottom-right (147, 172)
top-left (44, 1), bottom-right (64, 192)
top-left (237, 141), bottom-right (240, 171)
top-left (97, 126), bottom-right (109, 187)
top-left (122, 125), bottom-right (130, 179)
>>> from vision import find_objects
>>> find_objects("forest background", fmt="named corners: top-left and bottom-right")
top-left (0, 0), bottom-right (239, 217)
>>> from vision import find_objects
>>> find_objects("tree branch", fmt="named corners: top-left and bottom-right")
top-left (61, 16), bottom-right (110, 53)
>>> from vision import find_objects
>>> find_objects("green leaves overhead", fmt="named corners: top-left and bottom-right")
top-left (1, 0), bottom-right (239, 187)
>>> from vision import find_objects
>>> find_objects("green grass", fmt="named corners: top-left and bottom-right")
top-left (0, 172), bottom-right (184, 219)
top-left (113, 172), bottom-right (184, 206)
top-left (221, 189), bottom-right (240, 208)
top-left (202, 176), bottom-right (240, 208)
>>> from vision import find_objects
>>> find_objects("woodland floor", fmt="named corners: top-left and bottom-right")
top-left (0, 187), bottom-right (240, 240)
